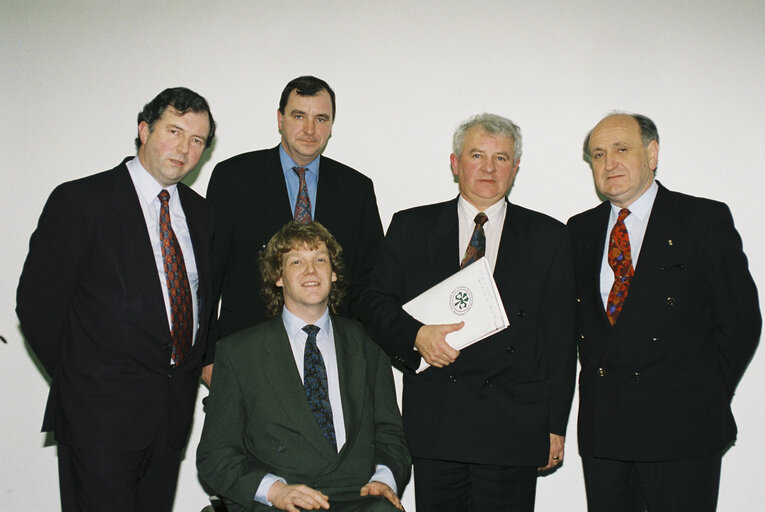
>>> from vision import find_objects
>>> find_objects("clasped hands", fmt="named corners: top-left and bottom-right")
top-left (268, 480), bottom-right (403, 511)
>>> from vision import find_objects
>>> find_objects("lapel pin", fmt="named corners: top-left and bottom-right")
top-left (667, 239), bottom-right (673, 246)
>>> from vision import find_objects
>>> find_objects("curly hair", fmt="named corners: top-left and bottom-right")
top-left (260, 221), bottom-right (346, 318)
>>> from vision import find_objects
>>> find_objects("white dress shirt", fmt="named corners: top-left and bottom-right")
top-left (457, 195), bottom-right (507, 272)
top-left (126, 157), bottom-right (200, 348)
top-left (599, 181), bottom-right (659, 308)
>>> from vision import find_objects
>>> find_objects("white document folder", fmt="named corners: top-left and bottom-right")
top-left (402, 257), bottom-right (510, 373)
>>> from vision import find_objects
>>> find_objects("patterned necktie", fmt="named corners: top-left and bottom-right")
top-left (302, 324), bottom-right (336, 450)
top-left (460, 212), bottom-right (489, 269)
top-left (158, 190), bottom-right (193, 364)
top-left (293, 167), bottom-right (312, 223)
top-left (606, 208), bottom-right (634, 325)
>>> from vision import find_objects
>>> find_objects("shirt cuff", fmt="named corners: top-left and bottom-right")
top-left (369, 464), bottom-right (397, 495)
top-left (255, 473), bottom-right (287, 506)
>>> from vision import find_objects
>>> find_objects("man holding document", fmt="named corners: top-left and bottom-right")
top-left (360, 113), bottom-right (576, 511)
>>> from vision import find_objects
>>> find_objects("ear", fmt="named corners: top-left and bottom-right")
top-left (647, 140), bottom-right (659, 171)
top-left (512, 159), bottom-right (521, 175)
top-left (138, 121), bottom-right (150, 145)
top-left (275, 276), bottom-right (283, 288)
top-left (331, 271), bottom-right (337, 283)
top-left (450, 153), bottom-right (459, 177)
top-left (277, 109), bottom-right (283, 133)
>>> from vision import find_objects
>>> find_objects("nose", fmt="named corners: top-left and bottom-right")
top-left (604, 152), bottom-right (617, 171)
top-left (177, 137), bottom-right (190, 154)
top-left (483, 157), bottom-right (496, 174)
top-left (303, 119), bottom-right (315, 135)
top-left (304, 260), bottom-right (316, 274)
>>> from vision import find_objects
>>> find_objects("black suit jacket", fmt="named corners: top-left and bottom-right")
top-left (360, 197), bottom-right (576, 466)
top-left (205, 145), bottom-right (383, 364)
top-left (16, 159), bottom-right (212, 451)
top-left (568, 183), bottom-right (761, 461)
top-left (196, 315), bottom-right (410, 512)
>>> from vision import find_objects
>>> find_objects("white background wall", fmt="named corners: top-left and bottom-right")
top-left (2, 1), bottom-right (763, 510)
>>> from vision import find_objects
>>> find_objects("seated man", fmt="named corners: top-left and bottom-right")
top-left (197, 221), bottom-right (410, 512)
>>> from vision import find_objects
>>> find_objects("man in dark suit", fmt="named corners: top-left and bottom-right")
top-left (203, 75), bottom-right (384, 385)
top-left (568, 112), bottom-right (761, 511)
top-left (16, 87), bottom-right (216, 512)
top-left (197, 221), bottom-right (410, 512)
top-left (360, 113), bottom-right (576, 511)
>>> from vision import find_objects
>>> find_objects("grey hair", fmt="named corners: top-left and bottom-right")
top-left (452, 113), bottom-right (522, 166)
top-left (583, 111), bottom-right (660, 162)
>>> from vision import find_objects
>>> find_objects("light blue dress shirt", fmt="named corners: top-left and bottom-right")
top-left (280, 145), bottom-right (320, 219)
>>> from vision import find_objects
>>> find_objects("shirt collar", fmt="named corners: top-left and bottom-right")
top-left (610, 180), bottom-right (658, 222)
top-left (126, 156), bottom-right (178, 202)
top-left (281, 305), bottom-right (331, 340)
top-left (279, 144), bottom-right (321, 178)
top-left (458, 194), bottom-right (507, 226)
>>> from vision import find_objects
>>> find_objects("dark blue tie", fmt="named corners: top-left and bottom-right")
top-left (302, 324), bottom-right (336, 450)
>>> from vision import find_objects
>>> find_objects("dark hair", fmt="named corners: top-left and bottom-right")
top-left (260, 221), bottom-right (346, 318)
top-left (583, 112), bottom-right (659, 162)
top-left (278, 76), bottom-right (336, 120)
top-left (135, 87), bottom-right (216, 150)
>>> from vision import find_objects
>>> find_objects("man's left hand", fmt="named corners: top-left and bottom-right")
top-left (360, 481), bottom-right (404, 511)
top-left (538, 433), bottom-right (565, 472)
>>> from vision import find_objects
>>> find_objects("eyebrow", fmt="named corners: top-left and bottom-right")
top-left (289, 109), bottom-right (331, 120)
top-left (591, 141), bottom-right (629, 152)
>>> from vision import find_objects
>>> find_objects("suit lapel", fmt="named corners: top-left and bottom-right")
top-left (494, 201), bottom-right (528, 285)
top-left (330, 317), bottom-right (367, 467)
top-left (261, 146), bottom-right (294, 221)
top-left (616, 184), bottom-right (674, 326)
top-left (262, 319), bottom-right (339, 460)
top-left (587, 203), bottom-right (612, 327)
top-left (429, 197), bottom-right (461, 280)
top-left (178, 185), bottom-right (208, 359)
top-left (110, 165), bottom-right (169, 336)
top-left (314, 157), bottom-right (335, 223)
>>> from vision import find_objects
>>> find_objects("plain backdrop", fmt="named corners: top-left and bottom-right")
top-left (1, 1), bottom-right (763, 511)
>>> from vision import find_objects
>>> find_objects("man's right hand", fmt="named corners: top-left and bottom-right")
top-left (414, 322), bottom-right (464, 368)
top-left (268, 481), bottom-right (330, 511)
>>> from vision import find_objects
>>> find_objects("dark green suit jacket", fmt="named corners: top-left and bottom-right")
top-left (197, 315), bottom-right (410, 511)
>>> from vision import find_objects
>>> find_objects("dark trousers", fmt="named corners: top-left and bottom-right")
top-left (57, 428), bottom-right (182, 512)
top-left (413, 457), bottom-right (537, 512)
top-left (581, 451), bottom-right (722, 512)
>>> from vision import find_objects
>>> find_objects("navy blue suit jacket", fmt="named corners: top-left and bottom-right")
top-left (17, 159), bottom-right (212, 450)
top-left (361, 197), bottom-right (576, 466)
top-left (568, 183), bottom-right (760, 461)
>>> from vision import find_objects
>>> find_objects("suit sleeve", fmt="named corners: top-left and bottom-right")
top-left (370, 345), bottom-right (411, 493)
top-left (17, 184), bottom-right (88, 376)
top-left (344, 180), bottom-right (384, 319)
top-left (704, 203), bottom-right (761, 398)
top-left (203, 163), bottom-right (234, 365)
top-left (196, 341), bottom-right (269, 508)
top-left (359, 213), bottom-right (423, 372)
top-left (541, 227), bottom-right (577, 435)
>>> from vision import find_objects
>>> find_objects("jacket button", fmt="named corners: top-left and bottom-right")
top-left (484, 379), bottom-right (493, 387)
top-left (580, 334), bottom-right (585, 340)
top-left (651, 337), bottom-right (659, 343)
top-left (576, 298), bottom-right (581, 303)
top-left (517, 310), bottom-right (525, 318)
top-left (633, 372), bottom-right (641, 382)
top-left (666, 297), bottom-right (677, 306)
top-left (506, 346), bottom-right (514, 353)
top-left (598, 368), bottom-right (605, 376)
top-left (449, 375), bottom-right (457, 383)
